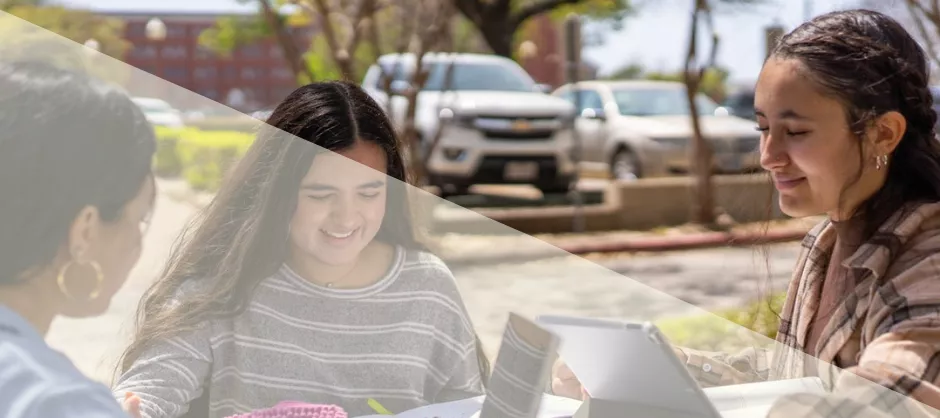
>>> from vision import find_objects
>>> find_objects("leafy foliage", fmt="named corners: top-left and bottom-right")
top-left (197, 14), bottom-right (275, 58)
top-left (1, 5), bottom-right (129, 58)
top-left (0, 6), bottom-right (131, 85)
top-left (605, 62), bottom-right (731, 102)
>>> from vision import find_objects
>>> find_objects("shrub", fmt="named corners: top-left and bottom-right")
top-left (152, 125), bottom-right (186, 177)
top-left (655, 292), bottom-right (785, 353)
top-left (176, 129), bottom-right (255, 191)
top-left (185, 116), bottom-right (263, 132)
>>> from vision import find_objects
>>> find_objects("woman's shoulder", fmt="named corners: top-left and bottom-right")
top-left (885, 201), bottom-right (940, 247)
top-left (392, 245), bottom-right (463, 293)
top-left (868, 201), bottom-right (940, 280)
top-left (398, 245), bottom-right (454, 275)
top-left (0, 338), bottom-right (126, 417)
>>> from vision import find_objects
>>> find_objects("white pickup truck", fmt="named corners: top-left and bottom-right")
top-left (361, 53), bottom-right (577, 196)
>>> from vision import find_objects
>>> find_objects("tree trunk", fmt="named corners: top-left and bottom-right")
top-left (477, 21), bottom-right (515, 57)
top-left (687, 77), bottom-right (715, 226)
top-left (259, 0), bottom-right (314, 84)
top-left (685, 0), bottom-right (716, 227)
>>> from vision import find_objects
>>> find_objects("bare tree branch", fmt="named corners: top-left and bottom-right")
top-left (302, 0), bottom-right (374, 80)
top-left (511, 0), bottom-right (585, 28)
top-left (453, 0), bottom-right (484, 26)
top-left (259, 0), bottom-right (315, 84)
top-left (308, 0), bottom-right (347, 75)
top-left (399, 0), bottom-right (456, 184)
top-left (345, 0), bottom-right (374, 63)
top-left (685, 0), bottom-right (718, 227)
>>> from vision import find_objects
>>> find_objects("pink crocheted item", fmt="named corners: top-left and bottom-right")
top-left (224, 401), bottom-right (348, 418)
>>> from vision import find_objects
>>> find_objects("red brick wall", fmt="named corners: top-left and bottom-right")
top-left (111, 12), bottom-right (314, 112)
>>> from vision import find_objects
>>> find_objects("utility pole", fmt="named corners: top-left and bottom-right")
top-left (564, 13), bottom-right (585, 233)
top-left (803, 0), bottom-right (812, 22)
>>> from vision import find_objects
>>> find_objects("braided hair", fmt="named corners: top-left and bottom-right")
top-left (770, 9), bottom-right (940, 238)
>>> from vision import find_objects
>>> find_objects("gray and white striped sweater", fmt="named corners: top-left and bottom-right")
top-left (112, 246), bottom-right (485, 418)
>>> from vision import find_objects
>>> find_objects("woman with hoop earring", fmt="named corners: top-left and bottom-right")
top-left (0, 60), bottom-right (156, 418)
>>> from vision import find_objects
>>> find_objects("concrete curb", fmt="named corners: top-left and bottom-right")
top-left (441, 226), bottom-right (810, 267)
top-left (555, 226), bottom-right (810, 254)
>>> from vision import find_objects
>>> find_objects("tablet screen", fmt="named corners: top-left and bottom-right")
top-left (536, 315), bottom-right (719, 417)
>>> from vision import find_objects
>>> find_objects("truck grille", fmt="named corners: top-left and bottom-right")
top-left (472, 115), bottom-right (563, 141)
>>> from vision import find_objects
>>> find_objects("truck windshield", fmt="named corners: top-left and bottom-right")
top-left (377, 59), bottom-right (537, 92)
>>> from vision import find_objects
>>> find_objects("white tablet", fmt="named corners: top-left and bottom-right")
top-left (535, 315), bottom-right (721, 418)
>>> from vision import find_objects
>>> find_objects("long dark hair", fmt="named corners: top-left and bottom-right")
top-left (769, 9), bottom-right (940, 238)
top-left (0, 60), bottom-right (155, 284)
top-left (118, 80), bottom-right (489, 383)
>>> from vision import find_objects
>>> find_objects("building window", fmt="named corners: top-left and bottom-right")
top-left (128, 23), bottom-right (146, 37)
top-left (199, 89), bottom-right (219, 99)
top-left (164, 66), bottom-right (187, 80)
top-left (241, 67), bottom-right (261, 80)
top-left (274, 87), bottom-right (295, 101)
top-left (191, 25), bottom-right (211, 37)
top-left (223, 67), bottom-right (238, 80)
top-left (241, 44), bottom-right (263, 58)
top-left (161, 45), bottom-right (188, 59)
top-left (271, 67), bottom-right (293, 79)
top-left (195, 45), bottom-right (214, 60)
top-left (166, 24), bottom-right (188, 38)
top-left (133, 45), bottom-right (158, 59)
top-left (269, 45), bottom-right (283, 58)
top-left (194, 66), bottom-right (217, 79)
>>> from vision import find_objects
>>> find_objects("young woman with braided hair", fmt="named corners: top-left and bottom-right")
top-left (553, 9), bottom-right (940, 417)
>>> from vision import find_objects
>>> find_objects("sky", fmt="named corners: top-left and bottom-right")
top-left (62, 0), bottom-right (889, 84)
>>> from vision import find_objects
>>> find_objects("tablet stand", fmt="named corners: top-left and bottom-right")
top-left (572, 397), bottom-right (715, 418)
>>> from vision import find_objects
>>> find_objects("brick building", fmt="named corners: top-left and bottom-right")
top-left (102, 11), bottom-right (588, 111)
top-left (103, 11), bottom-right (315, 111)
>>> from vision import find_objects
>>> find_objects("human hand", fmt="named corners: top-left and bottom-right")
top-left (550, 359), bottom-right (588, 401)
top-left (122, 392), bottom-right (141, 418)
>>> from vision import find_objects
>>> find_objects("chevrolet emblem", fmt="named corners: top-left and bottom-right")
top-left (511, 119), bottom-right (531, 131)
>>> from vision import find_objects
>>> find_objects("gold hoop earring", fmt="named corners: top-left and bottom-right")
top-left (875, 154), bottom-right (889, 170)
top-left (56, 260), bottom-right (104, 301)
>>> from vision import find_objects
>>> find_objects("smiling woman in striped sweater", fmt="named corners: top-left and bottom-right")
top-left (112, 81), bottom-right (489, 418)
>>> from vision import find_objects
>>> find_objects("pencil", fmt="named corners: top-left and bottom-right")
top-left (368, 398), bottom-right (394, 415)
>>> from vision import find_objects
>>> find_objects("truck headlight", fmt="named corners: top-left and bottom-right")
top-left (439, 108), bottom-right (475, 128)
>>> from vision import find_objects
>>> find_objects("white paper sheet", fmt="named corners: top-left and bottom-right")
top-left (703, 377), bottom-right (826, 412)
top-left (353, 394), bottom-right (582, 418)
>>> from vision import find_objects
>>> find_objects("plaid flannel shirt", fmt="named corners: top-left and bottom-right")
top-left (676, 202), bottom-right (940, 417)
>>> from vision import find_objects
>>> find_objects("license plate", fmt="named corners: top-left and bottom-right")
top-left (504, 161), bottom-right (539, 180)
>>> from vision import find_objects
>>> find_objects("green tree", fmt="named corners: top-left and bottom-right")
top-left (1, 5), bottom-right (129, 59)
top-left (197, 0), bottom-right (313, 84)
top-left (199, 0), bottom-right (488, 83)
top-left (453, 0), bottom-right (632, 57)
top-left (0, 6), bottom-right (131, 85)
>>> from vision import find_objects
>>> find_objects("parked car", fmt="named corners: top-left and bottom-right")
top-left (131, 97), bottom-right (184, 128)
top-left (717, 85), bottom-right (756, 121)
top-left (551, 80), bottom-right (762, 181)
top-left (361, 53), bottom-right (577, 196)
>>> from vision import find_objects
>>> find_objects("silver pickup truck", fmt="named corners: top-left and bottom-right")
top-left (361, 52), bottom-right (578, 196)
